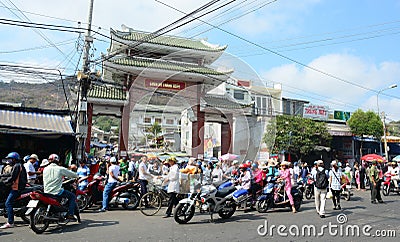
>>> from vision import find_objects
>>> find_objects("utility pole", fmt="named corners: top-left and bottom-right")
top-left (382, 111), bottom-right (389, 160)
top-left (76, 0), bottom-right (95, 162)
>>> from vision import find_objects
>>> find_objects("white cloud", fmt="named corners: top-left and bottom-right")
top-left (262, 53), bottom-right (400, 120)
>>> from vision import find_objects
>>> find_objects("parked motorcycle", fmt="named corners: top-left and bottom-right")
top-left (62, 178), bottom-right (89, 212)
top-left (382, 173), bottom-right (400, 196)
top-left (84, 174), bottom-right (140, 210)
top-left (304, 176), bottom-right (314, 200)
top-left (174, 184), bottom-right (237, 224)
top-left (256, 179), bottom-right (302, 213)
top-left (340, 177), bottom-right (353, 201)
top-left (0, 183), bottom-right (43, 223)
top-left (25, 189), bottom-right (81, 234)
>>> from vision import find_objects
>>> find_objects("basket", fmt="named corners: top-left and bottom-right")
top-left (179, 173), bottom-right (202, 194)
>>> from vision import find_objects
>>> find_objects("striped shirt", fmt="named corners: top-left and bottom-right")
top-left (329, 169), bottom-right (342, 191)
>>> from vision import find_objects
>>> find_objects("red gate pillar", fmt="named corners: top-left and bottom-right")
top-left (191, 104), bottom-right (205, 158)
top-left (84, 103), bottom-right (93, 154)
top-left (119, 102), bottom-right (130, 158)
top-left (221, 114), bottom-right (233, 155)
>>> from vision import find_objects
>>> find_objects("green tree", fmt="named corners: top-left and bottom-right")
top-left (347, 109), bottom-right (383, 156)
top-left (93, 116), bottom-right (120, 132)
top-left (263, 115), bottom-right (331, 159)
top-left (146, 122), bottom-right (162, 148)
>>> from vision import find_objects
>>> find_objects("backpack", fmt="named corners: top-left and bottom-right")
top-left (315, 168), bottom-right (328, 189)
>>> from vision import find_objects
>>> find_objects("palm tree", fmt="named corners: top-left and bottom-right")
top-left (146, 122), bottom-right (162, 148)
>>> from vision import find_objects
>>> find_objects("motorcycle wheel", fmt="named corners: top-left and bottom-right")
top-left (294, 196), bottom-right (302, 211)
top-left (77, 194), bottom-right (89, 212)
top-left (139, 192), bottom-right (162, 216)
top-left (218, 199), bottom-right (236, 219)
top-left (305, 189), bottom-right (313, 200)
top-left (256, 199), bottom-right (270, 213)
top-left (382, 185), bottom-right (389, 196)
top-left (122, 192), bottom-right (140, 210)
top-left (174, 203), bottom-right (195, 224)
top-left (29, 207), bottom-right (49, 234)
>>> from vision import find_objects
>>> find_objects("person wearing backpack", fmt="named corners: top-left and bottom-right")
top-left (313, 160), bottom-right (328, 218)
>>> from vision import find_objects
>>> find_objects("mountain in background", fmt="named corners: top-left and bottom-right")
top-left (0, 80), bottom-right (72, 109)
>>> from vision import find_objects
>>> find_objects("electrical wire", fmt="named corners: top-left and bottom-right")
top-left (155, 0), bottom-right (400, 101)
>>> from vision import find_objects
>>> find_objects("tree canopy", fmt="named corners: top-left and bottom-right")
top-left (347, 109), bottom-right (383, 139)
top-left (263, 115), bottom-right (331, 159)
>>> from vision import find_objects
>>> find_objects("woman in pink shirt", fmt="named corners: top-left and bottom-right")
top-left (279, 161), bottom-right (296, 213)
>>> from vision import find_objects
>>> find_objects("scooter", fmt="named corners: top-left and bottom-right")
top-left (256, 179), bottom-right (302, 213)
top-left (25, 190), bottom-right (81, 234)
top-left (0, 183), bottom-right (43, 223)
top-left (304, 176), bottom-right (314, 200)
top-left (62, 178), bottom-right (89, 212)
top-left (382, 173), bottom-right (400, 196)
top-left (340, 176), bottom-right (353, 201)
top-left (84, 174), bottom-right (141, 210)
top-left (174, 183), bottom-right (237, 224)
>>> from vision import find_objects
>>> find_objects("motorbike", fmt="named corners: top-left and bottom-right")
top-left (0, 183), bottom-right (43, 223)
top-left (174, 184), bottom-right (237, 224)
top-left (84, 174), bottom-right (141, 210)
top-left (62, 178), bottom-right (89, 212)
top-left (25, 189), bottom-right (81, 234)
top-left (304, 176), bottom-right (314, 200)
top-left (382, 173), bottom-right (400, 196)
top-left (256, 179), bottom-right (302, 213)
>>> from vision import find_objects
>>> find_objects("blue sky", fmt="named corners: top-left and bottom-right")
top-left (1, 0), bottom-right (400, 120)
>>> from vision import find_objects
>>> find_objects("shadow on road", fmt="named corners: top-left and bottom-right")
top-left (42, 219), bottom-right (119, 234)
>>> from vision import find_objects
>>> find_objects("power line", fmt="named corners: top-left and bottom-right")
top-left (1, 0), bottom-right (75, 69)
top-left (156, 0), bottom-right (400, 101)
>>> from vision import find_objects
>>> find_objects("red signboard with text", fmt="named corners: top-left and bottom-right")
top-left (145, 79), bottom-right (186, 91)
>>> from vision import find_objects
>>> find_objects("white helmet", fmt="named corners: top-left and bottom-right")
top-left (110, 157), bottom-right (117, 163)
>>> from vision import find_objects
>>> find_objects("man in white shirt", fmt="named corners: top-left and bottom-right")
top-left (163, 157), bottom-right (180, 218)
top-left (390, 162), bottom-right (399, 189)
top-left (99, 157), bottom-right (120, 212)
top-left (138, 156), bottom-right (153, 197)
top-left (24, 154), bottom-right (39, 185)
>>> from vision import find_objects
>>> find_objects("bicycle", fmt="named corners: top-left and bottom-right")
top-left (139, 183), bottom-right (170, 216)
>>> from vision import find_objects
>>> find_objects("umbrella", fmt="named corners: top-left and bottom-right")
top-left (219, 153), bottom-right (239, 161)
top-left (361, 154), bottom-right (385, 163)
top-left (392, 155), bottom-right (400, 162)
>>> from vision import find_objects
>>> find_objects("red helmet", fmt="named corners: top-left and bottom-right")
top-left (239, 163), bottom-right (247, 169)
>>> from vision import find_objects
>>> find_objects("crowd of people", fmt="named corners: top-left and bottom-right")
top-left (1, 150), bottom-right (399, 229)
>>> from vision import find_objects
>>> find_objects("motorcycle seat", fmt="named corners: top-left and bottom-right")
top-left (215, 186), bottom-right (236, 198)
top-left (41, 192), bottom-right (63, 201)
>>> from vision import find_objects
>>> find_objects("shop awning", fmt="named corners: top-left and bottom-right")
top-left (0, 110), bottom-right (74, 135)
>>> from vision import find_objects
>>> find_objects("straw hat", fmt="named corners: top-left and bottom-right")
top-left (280, 161), bottom-right (291, 167)
top-left (40, 159), bottom-right (49, 167)
top-left (267, 159), bottom-right (277, 167)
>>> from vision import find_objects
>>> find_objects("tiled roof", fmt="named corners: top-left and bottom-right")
top-left (108, 57), bottom-right (229, 76)
top-left (202, 94), bottom-right (250, 109)
top-left (111, 29), bottom-right (227, 52)
top-left (87, 84), bottom-right (127, 101)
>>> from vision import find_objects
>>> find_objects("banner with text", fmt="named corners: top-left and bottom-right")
top-left (303, 104), bottom-right (329, 120)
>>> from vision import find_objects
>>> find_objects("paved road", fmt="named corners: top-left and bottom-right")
top-left (0, 190), bottom-right (399, 242)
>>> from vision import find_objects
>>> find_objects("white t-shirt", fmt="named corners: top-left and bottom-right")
top-left (108, 164), bottom-right (120, 183)
top-left (24, 162), bottom-right (36, 179)
top-left (139, 162), bottom-right (151, 180)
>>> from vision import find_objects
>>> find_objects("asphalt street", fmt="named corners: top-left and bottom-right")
top-left (0, 189), bottom-right (398, 242)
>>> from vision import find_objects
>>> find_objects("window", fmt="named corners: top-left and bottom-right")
top-left (155, 118), bottom-right (162, 124)
top-left (144, 117), bottom-right (151, 123)
top-left (166, 119), bottom-right (174, 125)
top-left (233, 90), bottom-right (245, 100)
top-left (262, 97), bottom-right (267, 115)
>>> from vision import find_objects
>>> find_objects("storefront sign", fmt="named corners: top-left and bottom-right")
top-left (145, 79), bottom-right (186, 91)
top-left (333, 110), bottom-right (351, 121)
top-left (303, 104), bottom-right (329, 120)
